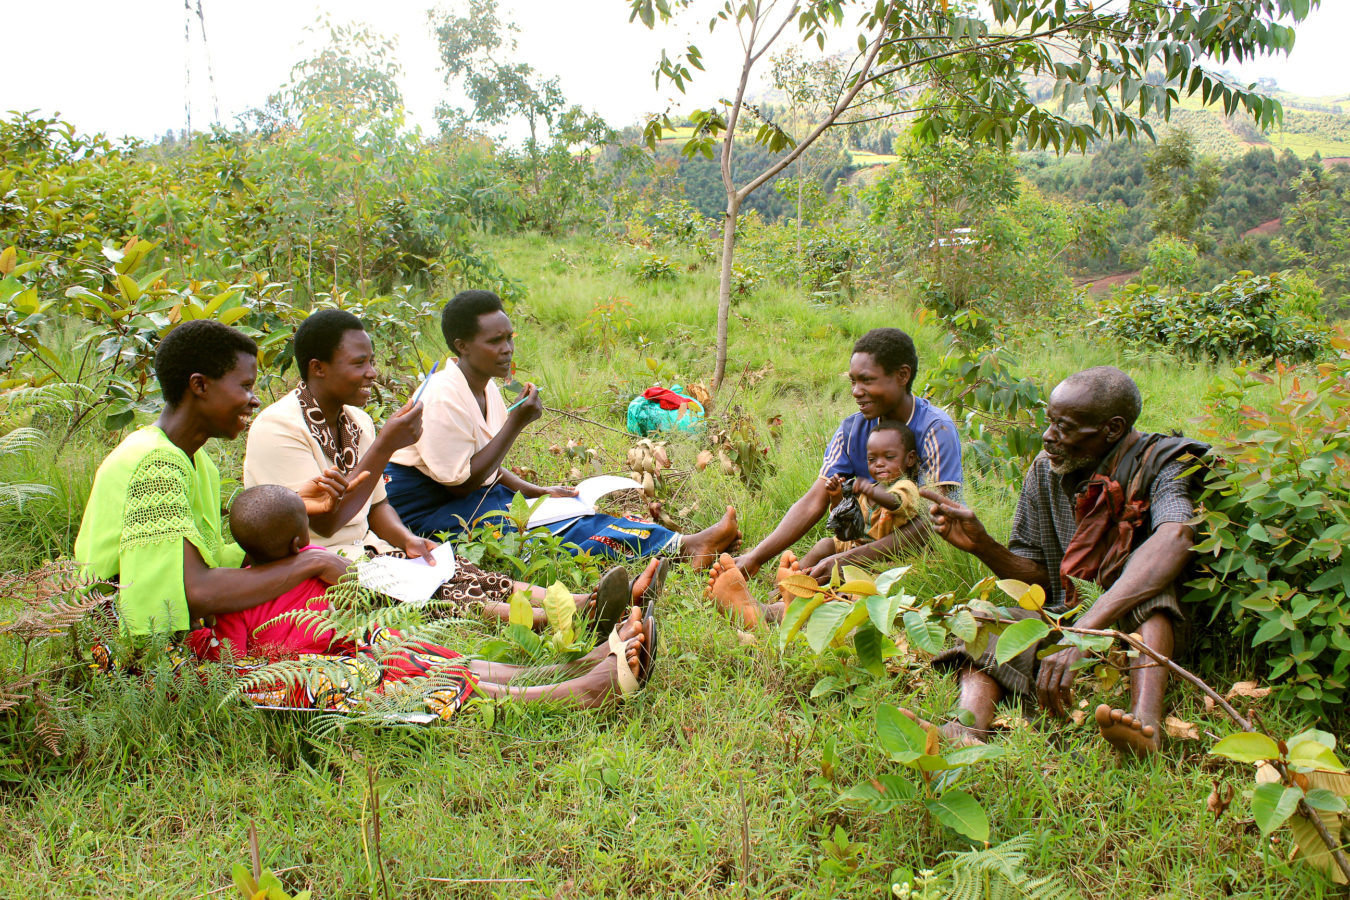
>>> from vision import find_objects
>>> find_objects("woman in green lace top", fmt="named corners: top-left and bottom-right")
top-left (75, 320), bottom-right (352, 635)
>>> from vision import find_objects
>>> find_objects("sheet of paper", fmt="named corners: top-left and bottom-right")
top-left (356, 543), bottom-right (457, 605)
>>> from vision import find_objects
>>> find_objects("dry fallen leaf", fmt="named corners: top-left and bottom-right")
top-left (1255, 762), bottom-right (1281, 785)
top-left (1206, 780), bottom-right (1236, 820)
top-left (736, 630), bottom-right (757, 646)
top-left (993, 714), bottom-right (1031, 731)
top-left (1225, 681), bottom-right (1272, 701)
top-left (695, 450), bottom-right (714, 471)
top-left (1069, 709), bottom-right (1088, 725)
top-left (1203, 695), bottom-right (1216, 713)
top-left (1165, 716), bottom-right (1200, 741)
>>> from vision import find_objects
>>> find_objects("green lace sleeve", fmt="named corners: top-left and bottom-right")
top-left (117, 448), bottom-right (211, 635)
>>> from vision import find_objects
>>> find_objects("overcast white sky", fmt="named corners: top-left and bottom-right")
top-left (3, 1), bottom-right (1347, 141)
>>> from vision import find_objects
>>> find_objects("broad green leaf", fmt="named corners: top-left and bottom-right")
top-left (948, 608), bottom-right (978, 642)
top-left (873, 565), bottom-right (911, 596)
top-left (803, 601), bottom-right (853, 654)
top-left (837, 579), bottom-right (878, 596)
top-left (1288, 728), bottom-right (1337, 751)
top-left (1303, 788), bottom-right (1348, 813)
top-left (903, 610), bottom-right (944, 655)
top-left (943, 742), bottom-right (1007, 767)
top-left (854, 625), bottom-right (886, 677)
top-left (994, 618), bottom-right (1050, 665)
top-left (1210, 732), bottom-right (1280, 763)
top-left (779, 594), bottom-right (827, 649)
top-left (831, 599), bottom-right (872, 646)
top-left (864, 592), bottom-right (902, 634)
top-left (876, 703), bottom-right (926, 758)
top-left (1288, 740), bottom-right (1347, 773)
top-left (810, 676), bottom-right (841, 699)
top-left (507, 590), bottom-right (534, 628)
top-left (967, 626), bottom-right (991, 661)
top-left (218, 306), bottom-right (251, 326)
top-left (1252, 781), bottom-right (1302, 836)
top-left (926, 789), bottom-right (990, 842)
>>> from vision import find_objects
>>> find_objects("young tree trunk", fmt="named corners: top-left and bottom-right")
top-left (714, 193), bottom-right (743, 392)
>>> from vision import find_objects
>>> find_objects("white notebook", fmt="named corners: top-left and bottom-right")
top-left (526, 475), bottom-right (645, 528)
top-left (356, 543), bottom-right (458, 605)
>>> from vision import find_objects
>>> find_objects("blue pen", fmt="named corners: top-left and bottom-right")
top-left (410, 361), bottom-right (439, 406)
top-left (505, 384), bottom-right (538, 413)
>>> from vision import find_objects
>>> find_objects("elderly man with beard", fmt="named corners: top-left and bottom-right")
top-left (920, 367), bottom-right (1206, 757)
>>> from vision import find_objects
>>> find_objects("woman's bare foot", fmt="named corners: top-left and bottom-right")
top-left (680, 506), bottom-right (741, 571)
top-left (898, 707), bottom-right (987, 747)
top-left (631, 557), bottom-right (662, 604)
top-left (775, 551), bottom-right (804, 603)
top-left (706, 553), bottom-right (763, 629)
top-left (1095, 704), bottom-right (1160, 758)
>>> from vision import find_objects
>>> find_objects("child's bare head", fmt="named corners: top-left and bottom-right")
top-left (866, 420), bottom-right (919, 483)
top-left (229, 484), bottom-right (310, 563)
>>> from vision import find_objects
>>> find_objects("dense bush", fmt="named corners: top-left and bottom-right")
top-left (1186, 332), bottom-right (1350, 716)
top-left (1095, 271), bottom-right (1326, 365)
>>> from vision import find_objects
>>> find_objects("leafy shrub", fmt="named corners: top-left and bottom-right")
top-left (634, 253), bottom-right (676, 283)
top-left (1186, 330), bottom-right (1350, 715)
top-left (649, 196), bottom-right (709, 246)
top-left (729, 262), bottom-right (762, 298)
top-left (1096, 270), bottom-right (1326, 365)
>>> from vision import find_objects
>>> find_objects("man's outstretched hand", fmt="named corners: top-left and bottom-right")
top-left (920, 488), bottom-right (989, 555)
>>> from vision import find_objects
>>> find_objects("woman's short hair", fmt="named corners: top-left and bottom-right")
top-left (441, 290), bottom-right (505, 350)
top-left (294, 308), bottom-right (365, 382)
top-left (156, 320), bottom-right (258, 407)
top-left (853, 328), bottom-right (919, 390)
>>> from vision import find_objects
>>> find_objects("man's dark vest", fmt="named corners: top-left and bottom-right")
top-left (1059, 432), bottom-right (1209, 603)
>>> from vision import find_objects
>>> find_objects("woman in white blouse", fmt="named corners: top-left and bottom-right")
top-left (384, 290), bottom-right (740, 568)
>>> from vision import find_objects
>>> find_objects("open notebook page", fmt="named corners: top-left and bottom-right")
top-left (526, 475), bottom-right (645, 528)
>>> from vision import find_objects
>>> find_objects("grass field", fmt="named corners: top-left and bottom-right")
top-left (0, 233), bottom-right (1340, 899)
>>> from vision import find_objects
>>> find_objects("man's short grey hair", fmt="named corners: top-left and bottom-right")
top-left (1059, 366), bottom-right (1142, 429)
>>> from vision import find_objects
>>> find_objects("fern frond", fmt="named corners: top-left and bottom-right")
top-left (940, 835), bottom-right (1077, 900)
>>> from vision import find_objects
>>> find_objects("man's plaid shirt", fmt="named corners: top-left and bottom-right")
top-left (1007, 451), bottom-right (1195, 609)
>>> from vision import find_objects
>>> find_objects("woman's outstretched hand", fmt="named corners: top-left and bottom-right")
top-left (379, 398), bottom-right (424, 451)
top-left (298, 468), bottom-right (370, 516)
top-left (920, 487), bottom-right (988, 555)
top-left (541, 484), bottom-right (579, 499)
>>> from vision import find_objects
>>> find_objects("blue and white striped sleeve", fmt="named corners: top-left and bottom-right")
top-left (819, 423), bottom-right (849, 480)
top-left (918, 419), bottom-right (963, 493)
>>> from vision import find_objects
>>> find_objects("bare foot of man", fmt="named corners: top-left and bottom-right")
top-left (1095, 704), bottom-right (1160, 758)
top-left (681, 507), bottom-right (741, 571)
top-left (706, 552), bottom-right (763, 629)
top-left (898, 707), bottom-right (987, 748)
top-left (775, 551), bottom-right (804, 603)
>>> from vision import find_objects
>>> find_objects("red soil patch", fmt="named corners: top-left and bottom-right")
top-left (1074, 272), bottom-right (1137, 295)
top-left (1242, 217), bottom-right (1282, 240)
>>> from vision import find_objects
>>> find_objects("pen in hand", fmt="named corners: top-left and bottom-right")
top-left (410, 361), bottom-right (439, 406)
